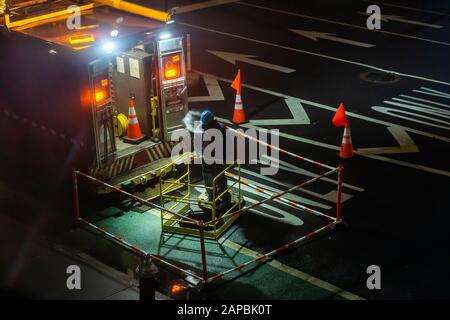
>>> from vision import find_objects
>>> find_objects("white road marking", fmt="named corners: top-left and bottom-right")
top-left (238, 167), bottom-right (353, 203)
top-left (188, 75), bottom-right (224, 102)
top-left (192, 186), bottom-right (305, 225)
top-left (291, 29), bottom-right (375, 48)
top-left (372, 106), bottom-right (450, 130)
top-left (414, 87), bottom-right (450, 99)
top-left (180, 22), bottom-right (450, 86)
top-left (208, 50), bottom-right (296, 73)
top-left (359, 12), bottom-right (444, 28)
top-left (194, 70), bottom-right (450, 143)
top-left (241, 197), bottom-right (305, 226)
top-left (171, 0), bottom-right (239, 14)
top-left (250, 98), bottom-right (310, 126)
top-left (362, 0), bottom-right (450, 18)
top-left (399, 95), bottom-right (450, 108)
top-left (389, 98), bottom-right (450, 118)
top-left (357, 127), bottom-right (420, 154)
top-left (238, 176), bottom-right (332, 209)
top-left (145, 209), bottom-right (362, 299)
top-left (249, 121), bottom-right (450, 177)
top-left (263, 156), bottom-right (365, 192)
top-left (220, 239), bottom-right (364, 300)
top-left (236, 2), bottom-right (450, 46)
top-left (190, 71), bottom-right (450, 177)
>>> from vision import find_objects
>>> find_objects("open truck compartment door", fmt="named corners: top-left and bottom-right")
top-left (157, 36), bottom-right (188, 141)
top-left (89, 57), bottom-right (116, 164)
top-left (0, 0), bottom-right (189, 196)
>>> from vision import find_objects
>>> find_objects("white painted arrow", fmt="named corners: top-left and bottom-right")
top-left (188, 75), bottom-right (224, 102)
top-left (359, 12), bottom-right (443, 29)
top-left (357, 126), bottom-right (419, 155)
top-left (208, 50), bottom-right (296, 73)
top-left (250, 97), bottom-right (310, 125)
top-left (290, 29), bottom-right (375, 48)
top-left (188, 73), bottom-right (309, 125)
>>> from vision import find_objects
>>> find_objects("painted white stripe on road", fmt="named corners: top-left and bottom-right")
top-left (359, 12), bottom-right (444, 29)
top-left (180, 22), bottom-right (450, 86)
top-left (399, 95), bottom-right (450, 108)
top-left (291, 29), bottom-right (375, 48)
top-left (194, 70), bottom-right (450, 143)
top-left (188, 75), bottom-right (225, 102)
top-left (190, 72), bottom-right (450, 177)
top-left (372, 106), bottom-right (450, 130)
top-left (262, 156), bottom-right (365, 192)
top-left (236, 2), bottom-right (450, 46)
top-left (238, 176), bottom-right (332, 209)
top-left (145, 208), bottom-right (359, 298)
top-left (414, 87), bottom-right (450, 99)
top-left (208, 50), bottom-right (296, 73)
top-left (250, 98), bottom-right (310, 126)
top-left (238, 167), bottom-right (353, 203)
top-left (172, 0), bottom-right (239, 14)
top-left (390, 98), bottom-right (450, 117)
top-left (241, 196), bottom-right (305, 226)
top-left (358, 126), bottom-right (420, 154)
top-left (193, 186), bottom-right (305, 225)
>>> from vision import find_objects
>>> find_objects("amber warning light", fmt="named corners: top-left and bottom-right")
top-left (163, 54), bottom-right (182, 80)
top-left (94, 76), bottom-right (110, 104)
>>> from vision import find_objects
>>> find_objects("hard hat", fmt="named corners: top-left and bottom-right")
top-left (200, 109), bottom-right (214, 126)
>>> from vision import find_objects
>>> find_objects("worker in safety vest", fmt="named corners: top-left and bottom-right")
top-left (199, 110), bottom-right (231, 210)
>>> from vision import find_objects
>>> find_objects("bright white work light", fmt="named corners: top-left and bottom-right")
top-left (159, 32), bottom-right (171, 40)
top-left (102, 41), bottom-right (116, 53)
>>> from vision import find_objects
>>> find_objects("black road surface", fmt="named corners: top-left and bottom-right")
top-left (169, 0), bottom-right (450, 299)
top-left (1, 0), bottom-right (450, 300)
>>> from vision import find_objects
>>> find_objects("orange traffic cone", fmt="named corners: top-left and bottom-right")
top-left (339, 122), bottom-right (354, 159)
top-left (124, 97), bottom-right (146, 144)
top-left (232, 93), bottom-right (246, 124)
top-left (231, 69), bottom-right (246, 124)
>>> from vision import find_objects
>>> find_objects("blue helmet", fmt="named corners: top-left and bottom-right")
top-left (200, 109), bottom-right (214, 126)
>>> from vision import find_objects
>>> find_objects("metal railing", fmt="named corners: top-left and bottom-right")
top-left (73, 144), bottom-right (345, 286)
top-left (159, 153), bottom-right (242, 239)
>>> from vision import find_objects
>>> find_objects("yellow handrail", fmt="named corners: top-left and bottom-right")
top-left (159, 154), bottom-right (242, 239)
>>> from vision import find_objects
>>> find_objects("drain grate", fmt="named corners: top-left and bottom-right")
top-left (360, 71), bottom-right (401, 84)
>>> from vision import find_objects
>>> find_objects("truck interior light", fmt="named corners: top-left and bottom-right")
top-left (159, 32), bottom-right (171, 40)
top-left (163, 54), bottom-right (181, 79)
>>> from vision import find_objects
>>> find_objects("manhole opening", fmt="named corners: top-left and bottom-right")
top-left (360, 71), bottom-right (401, 84)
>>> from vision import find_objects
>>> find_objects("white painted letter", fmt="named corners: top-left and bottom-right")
top-left (366, 5), bottom-right (381, 30)
top-left (366, 265), bottom-right (381, 290)
top-left (66, 5), bottom-right (81, 30)
top-left (66, 265), bottom-right (81, 290)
